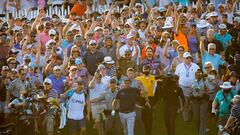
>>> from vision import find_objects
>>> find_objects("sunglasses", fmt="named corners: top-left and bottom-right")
top-left (90, 43), bottom-right (97, 46)
top-left (186, 57), bottom-right (192, 59)
top-left (205, 66), bottom-right (212, 69)
top-left (71, 69), bottom-right (77, 71)
top-left (45, 83), bottom-right (51, 85)
top-left (72, 50), bottom-right (79, 53)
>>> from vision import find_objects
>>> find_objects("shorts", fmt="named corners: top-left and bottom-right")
top-left (44, 115), bottom-right (55, 133)
top-left (91, 104), bottom-right (106, 122)
top-left (68, 118), bottom-right (86, 134)
top-left (180, 85), bottom-right (191, 97)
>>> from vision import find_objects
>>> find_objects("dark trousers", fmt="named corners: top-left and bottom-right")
top-left (135, 106), bottom-right (144, 135)
top-left (142, 97), bottom-right (155, 135)
top-left (163, 104), bottom-right (178, 135)
top-left (0, 113), bottom-right (4, 125)
top-left (105, 113), bottom-right (122, 135)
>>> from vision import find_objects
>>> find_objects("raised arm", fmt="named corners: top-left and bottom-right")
top-left (63, 19), bottom-right (73, 38)
top-left (143, 0), bottom-right (150, 14)
top-left (199, 35), bottom-right (206, 54)
top-left (116, 41), bottom-right (122, 60)
top-left (31, 9), bottom-right (45, 31)
top-left (60, 48), bottom-right (69, 71)
top-left (88, 72), bottom-right (99, 89)
top-left (163, 38), bottom-right (170, 58)
top-left (35, 39), bottom-right (41, 65)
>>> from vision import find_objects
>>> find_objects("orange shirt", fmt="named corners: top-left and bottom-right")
top-left (71, 3), bottom-right (87, 16)
top-left (174, 32), bottom-right (189, 51)
top-left (141, 43), bottom-right (158, 60)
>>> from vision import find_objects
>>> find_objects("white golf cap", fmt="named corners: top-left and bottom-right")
top-left (44, 78), bottom-right (52, 85)
top-left (210, 11), bottom-right (218, 17)
top-left (53, 65), bottom-right (61, 71)
top-left (234, 17), bottom-right (240, 23)
top-left (196, 20), bottom-right (210, 29)
top-left (49, 29), bottom-right (57, 35)
top-left (70, 24), bottom-right (81, 31)
top-left (103, 56), bottom-right (115, 64)
top-left (135, 3), bottom-right (142, 7)
top-left (219, 24), bottom-right (227, 29)
top-left (89, 39), bottom-right (97, 45)
top-left (162, 22), bottom-right (174, 29)
top-left (183, 52), bottom-right (192, 58)
top-left (126, 33), bottom-right (134, 39)
top-left (70, 65), bottom-right (77, 71)
top-left (94, 26), bottom-right (103, 32)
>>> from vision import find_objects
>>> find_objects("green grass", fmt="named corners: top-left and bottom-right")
top-left (63, 101), bottom-right (218, 135)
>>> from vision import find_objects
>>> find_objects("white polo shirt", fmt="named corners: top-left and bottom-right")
top-left (175, 62), bottom-right (199, 87)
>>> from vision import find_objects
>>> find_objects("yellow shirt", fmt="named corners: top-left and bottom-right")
top-left (136, 75), bottom-right (156, 97)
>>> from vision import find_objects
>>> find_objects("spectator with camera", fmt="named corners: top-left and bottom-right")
top-left (7, 68), bottom-right (31, 104)
top-left (191, 69), bottom-right (209, 135)
top-left (8, 88), bottom-right (34, 135)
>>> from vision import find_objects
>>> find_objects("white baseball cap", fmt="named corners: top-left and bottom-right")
top-left (219, 24), bottom-right (227, 29)
top-left (103, 56), bottom-right (115, 64)
top-left (49, 29), bottom-right (57, 36)
top-left (70, 24), bottom-right (81, 31)
top-left (44, 78), bottom-right (52, 85)
top-left (53, 65), bottom-right (61, 71)
top-left (89, 40), bottom-right (97, 45)
top-left (70, 65), bottom-right (77, 71)
top-left (183, 52), bottom-right (192, 58)
top-left (126, 33), bottom-right (134, 39)
top-left (210, 11), bottom-right (218, 17)
top-left (94, 26), bottom-right (103, 32)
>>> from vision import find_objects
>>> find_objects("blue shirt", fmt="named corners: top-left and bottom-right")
top-left (47, 74), bottom-right (66, 95)
top-left (214, 90), bottom-right (237, 117)
top-left (214, 33), bottom-right (232, 51)
top-left (202, 52), bottom-right (225, 72)
top-left (168, 50), bottom-right (178, 63)
top-left (61, 39), bottom-right (74, 49)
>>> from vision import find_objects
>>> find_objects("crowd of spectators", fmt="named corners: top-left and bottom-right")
top-left (0, 0), bottom-right (240, 135)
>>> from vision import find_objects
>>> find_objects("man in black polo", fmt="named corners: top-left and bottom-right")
top-left (112, 77), bottom-right (146, 135)
top-left (83, 40), bottom-right (104, 76)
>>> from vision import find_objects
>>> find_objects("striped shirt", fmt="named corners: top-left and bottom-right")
top-left (231, 104), bottom-right (240, 120)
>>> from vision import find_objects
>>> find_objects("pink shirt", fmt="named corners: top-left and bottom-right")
top-left (39, 32), bottom-right (50, 54)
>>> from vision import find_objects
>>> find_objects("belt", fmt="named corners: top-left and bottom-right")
top-left (120, 110), bottom-right (134, 113)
